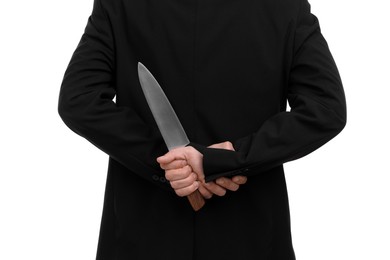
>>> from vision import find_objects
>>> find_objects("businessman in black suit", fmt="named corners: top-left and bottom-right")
top-left (58, 0), bottom-right (346, 259)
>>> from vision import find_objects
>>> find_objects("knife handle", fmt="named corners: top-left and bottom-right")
top-left (187, 190), bottom-right (205, 211)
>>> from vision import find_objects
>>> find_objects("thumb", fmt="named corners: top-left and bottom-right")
top-left (157, 149), bottom-right (184, 164)
top-left (157, 153), bottom-right (174, 164)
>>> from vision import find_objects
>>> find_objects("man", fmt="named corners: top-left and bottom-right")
top-left (58, 0), bottom-right (346, 259)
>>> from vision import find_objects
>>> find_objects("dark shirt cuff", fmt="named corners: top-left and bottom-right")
top-left (187, 142), bottom-right (250, 182)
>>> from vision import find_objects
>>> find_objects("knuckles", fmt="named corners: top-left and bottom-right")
top-left (175, 183), bottom-right (197, 197)
top-left (175, 190), bottom-right (186, 197)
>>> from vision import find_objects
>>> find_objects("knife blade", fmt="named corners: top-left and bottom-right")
top-left (137, 62), bottom-right (205, 211)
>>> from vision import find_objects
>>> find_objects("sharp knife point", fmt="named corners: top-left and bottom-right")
top-left (138, 62), bottom-right (148, 73)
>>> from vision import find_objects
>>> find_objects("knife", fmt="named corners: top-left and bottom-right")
top-left (137, 62), bottom-right (205, 211)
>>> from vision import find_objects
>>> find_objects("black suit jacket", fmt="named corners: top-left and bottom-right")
top-left (58, 0), bottom-right (346, 259)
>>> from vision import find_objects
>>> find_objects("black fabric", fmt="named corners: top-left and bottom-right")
top-left (58, 0), bottom-right (346, 259)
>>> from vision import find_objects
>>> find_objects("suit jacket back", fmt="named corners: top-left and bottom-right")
top-left (58, 0), bottom-right (346, 259)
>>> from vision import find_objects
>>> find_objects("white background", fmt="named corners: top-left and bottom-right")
top-left (0, 0), bottom-right (389, 259)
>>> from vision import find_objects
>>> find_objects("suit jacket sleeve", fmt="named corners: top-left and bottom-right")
top-left (58, 0), bottom-right (171, 191)
top-left (191, 0), bottom-right (347, 182)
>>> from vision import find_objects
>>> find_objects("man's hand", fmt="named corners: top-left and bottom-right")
top-left (157, 146), bottom-right (204, 197)
top-left (157, 141), bottom-right (248, 199)
top-left (208, 141), bottom-right (235, 151)
top-left (198, 141), bottom-right (248, 199)
top-left (198, 175), bottom-right (248, 199)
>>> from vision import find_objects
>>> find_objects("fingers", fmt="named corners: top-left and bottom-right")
top-left (203, 182), bottom-right (227, 197)
top-left (157, 148), bottom-right (186, 165)
top-left (157, 153), bottom-right (175, 165)
top-left (165, 165), bottom-right (199, 197)
top-left (165, 165), bottom-right (200, 197)
top-left (158, 146), bottom-right (247, 199)
top-left (167, 172), bottom-right (248, 198)
top-left (198, 183), bottom-right (213, 199)
top-left (215, 177), bottom-right (239, 191)
top-left (160, 159), bottom-right (187, 170)
top-left (165, 165), bottom-right (193, 182)
top-left (169, 172), bottom-right (198, 190)
top-left (174, 181), bottom-right (200, 197)
top-left (232, 175), bottom-right (248, 185)
top-left (157, 147), bottom-right (204, 181)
